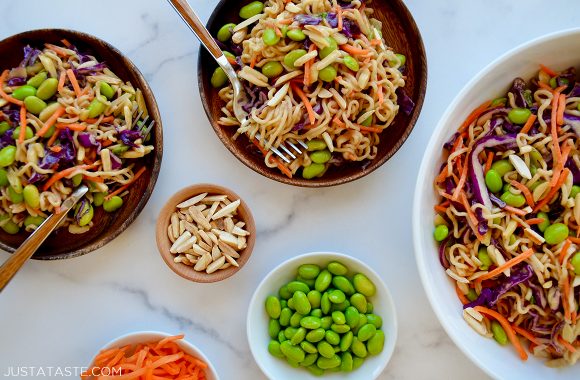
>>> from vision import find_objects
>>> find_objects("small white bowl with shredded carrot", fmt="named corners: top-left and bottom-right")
top-left (83, 331), bottom-right (220, 380)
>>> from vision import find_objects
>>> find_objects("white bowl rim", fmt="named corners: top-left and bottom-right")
top-left (89, 330), bottom-right (220, 380)
top-left (413, 27), bottom-right (580, 380)
top-left (246, 251), bottom-right (398, 380)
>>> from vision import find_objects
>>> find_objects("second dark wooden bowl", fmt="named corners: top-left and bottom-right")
top-left (198, 0), bottom-right (427, 187)
top-left (0, 29), bottom-right (163, 260)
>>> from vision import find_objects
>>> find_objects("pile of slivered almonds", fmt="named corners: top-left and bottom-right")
top-left (167, 192), bottom-right (249, 274)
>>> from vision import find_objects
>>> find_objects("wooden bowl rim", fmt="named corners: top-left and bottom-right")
top-left (0, 28), bottom-right (163, 260)
top-left (197, 0), bottom-right (427, 187)
top-left (156, 184), bottom-right (256, 283)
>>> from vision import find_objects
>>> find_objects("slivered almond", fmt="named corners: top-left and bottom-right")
top-left (170, 213), bottom-right (179, 238)
top-left (232, 226), bottom-right (249, 236)
top-left (199, 240), bottom-right (212, 252)
top-left (192, 244), bottom-right (209, 256)
top-left (194, 253), bottom-right (212, 271)
top-left (224, 254), bottom-right (239, 267)
top-left (198, 230), bottom-right (213, 247)
top-left (206, 256), bottom-right (226, 274)
top-left (218, 240), bottom-right (240, 258)
top-left (212, 199), bottom-right (241, 220)
top-left (225, 217), bottom-right (235, 233)
top-left (237, 236), bottom-right (247, 250)
top-left (206, 201), bottom-right (220, 220)
top-left (177, 193), bottom-right (207, 208)
top-left (189, 206), bottom-right (211, 230)
top-left (170, 231), bottom-right (192, 253)
top-left (211, 245), bottom-right (222, 261)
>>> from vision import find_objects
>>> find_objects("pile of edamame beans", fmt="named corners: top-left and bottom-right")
top-left (264, 261), bottom-right (385, 375)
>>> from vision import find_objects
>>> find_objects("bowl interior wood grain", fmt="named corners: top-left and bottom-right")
top-left (198, 0), bottom-right (427, 187)
top-left (156, 184), bottom-right (255, 283)
top-left (0, 29), bottom-right (163, 260)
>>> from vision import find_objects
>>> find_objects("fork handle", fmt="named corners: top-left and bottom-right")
top-left (167, 0), bottom-right (223, 60)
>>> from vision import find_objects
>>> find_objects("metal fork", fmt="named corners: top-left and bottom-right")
top-left (167, 0), bottom-right (307, 164)
top-left (130, 104), bottom-right (156, 140)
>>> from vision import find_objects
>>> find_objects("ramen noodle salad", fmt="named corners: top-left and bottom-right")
top-left (0, 41), bottom-right (153, 235)
top-left (211, 0), bottom-right (414, 179)
top-left (433, 64), bottom-right (579, 366)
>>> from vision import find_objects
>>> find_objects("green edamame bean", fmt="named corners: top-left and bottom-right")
top-left (315, 270), bottom-right (332, 292)
top-left (433, 224), bottom-right (448, 242)
top-left (320, 292), bottom-right (331, 314)
top-left (350, 293), bottom-right (367, 313)
top-left (319, 66), bottom-right (337, 82)
top-left (287, 29), bottom-right (306, 41)
top-left (332, 276), bottom-right (354, 295)
top-left (284, 326), bottom-right (298, 339)
top-left (12, 85), bottom-right (36, 100)
top-left (359, 114), bottom-right (373, 127)
top-left (485, 169), bottom-right (503, 193)
top-left (317, 341), bottom-right (335, 359)
top-left (278, 331), bottom-right (287, 342)
top-left (300, 341), bottom-right (318, 354)
top-left (325, 330), bottom-right (340, 346)
top-left (345, 306), bottom-right (360, 328)
top-left (27, 71), bottom-right (47, 88)
top-left (0, 169), bottom-right (7, 186)
top-left (366, 302), bottom-right (373, 314)
top-left (490, 97), bottom-right (506, 107)
top-left (300, 316), bottom-right (321, 329)
top-left (103, 195), bottom-right (123, 212)
top-left (320, 316), bottom-right (332, 330)
top-left (301, 353), bottom-right (318, 367)
top-left (366, 330), bottom-right (385, 355)
top-left (39, 102), bottom-right (61, 122)
top-left (299, 264), bottom-right (321, 279)
top-left (343, 55), bottom-right (359, 72)
top-left (544, 223), bottom-right (569, 245)
top-left (317, 354), bottom-right (341, 369)
top-left (0, 217), bottom-right (19, 234)
top-left (395, 53), bottom-right (406, 66)
top-left (0, 146), bottom-right (16, 167)
top-left (24, 215), bottom-right (45, 227)
top-left (332, 311), bottom-right (346, 325)
top-left (293, 291), bottom-right (311, 315)
top-left (287, 298), bottom-right (295, 310)
top-left (568, 184), bottom-right (580, 199)
top-left (269, 318), bottom-right (281, 338)
top-left (302, 163), bottom-right (325, 179)
top-left (340, 352), bottom-right (353, 371)
top-left (71, 173), bottom-right (83, 187)
top-left (290, 312), bottom-right (302, 327)
top-left (339, 331), bottom-right (354, 352)
top-left (92, 192), bottom-right (105, 207)
top-left (36, 78), bottom-right (58, 100)
top-left (353, 273), bottom-right (376, 297)
top-left (478, 246), bottom-right (492, 270)
top-left (211, 67), bottom-right (228, 88)
top-left (331, 300), bottom-right (350, 312)
top-left (8, 187), bottom-right (23, 203)
top-left (261, 61), bottom-right (284, 78)
top-left (87, 96), bottom-right (107, 118)
top-left (307, 365), bottom-right (324, 376)
top-left (22, 185), bottom-right (40, 209)
top-left (266, 295), bottom-right (282, 319)
top-left (366, 314), bottom-right (383, 329)
top-left (279, 308), bottom-right (292, 326)
top-left (306, 139), bottom-right (326, 152)
top-left (262, 29), bottom-right (280, 46)
top-left (24, 95), bottom-right (47, 115)
top-left (352, 356), bottom-right (364, 370)
top-left (280, 299), bottom-right (287, 308)
top-left (310, 308), bottom-right (322, 318)
top-left (280, 341), bottom-right (305, 362)
top-left (0, 121), bottom-right (9, 135)
top-left (306, 328), bottom-right (325, 343)
top-left (287, 280), bottom-right (310, 294)
top-left (286, 357), bottom-right (300, 367)
top-left (328, 289), bottom-right (346, 304)
top-left (571, 252), bottom-right (580, 275)
top-left (319, 37), bottom-right (337, 59)
top-left (491, 321), bottom-right (508, 345)
top-left (357, 324), bottom-right (376, 342)
top-left (268, 340), bottom-right (285, 358)
top-left (283, 50), bottom-right (308, 69)
top-left (307, 290), bottom-right (321, 309)
top-left (217, 23), bottom-right (237, 42)
top-left (290, 327), bottom-right (307, 345)
top-left (500, 192), bottom-right (526, 208)
top-left (99, 82), bottom-right (115, 100)
top-left (466, 288), bottom-right (477, 302)
top-left (491, 159), bottom-right (513, 176)
top-left (12, 126), bottom-right (33, 141)
top-left (351, 337), bottom-right (367, 358)
top-left (310, 150), bottom-right (331, 164)
top-left (507, 108), bottom-right (531, 124)
top-left (26, 62), bottom-right (43, 76)
top-left (331, 324), bottom-right (350, 334)
top-left (279, 284), bottom-right (292, 300)
top-left (327, 261), bottom-right (347, 275)
top-left (239, 1), bottom-right (264, 19)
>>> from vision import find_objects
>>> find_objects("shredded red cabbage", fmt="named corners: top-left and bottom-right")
top-left (78, 132), bottom-right (102, 153)
top-left (294, 14), bottom-right (322, 25)
top-left (509, 78), bottom-right (531, 108)
top-left (396, 88), bottom-right (414, 115)
top-left (119, 130), bottom-right (142, 147)
top-left (110, 151), bottom-right (122, 170)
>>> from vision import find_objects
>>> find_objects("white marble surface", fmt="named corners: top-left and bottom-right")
top-left (0, 0), bottom-right (579, 379)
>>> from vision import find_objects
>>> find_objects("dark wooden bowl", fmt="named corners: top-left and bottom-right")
top-left (0, 29), bottom-right (163, 260)
top-left (198, 0), bottom-right (427, 187)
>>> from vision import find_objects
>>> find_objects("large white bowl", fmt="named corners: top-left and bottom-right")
top-left (87, 331), bottom-right (220, 380)
top-left (247, 252), bottom-right (397, 379)
top-left (413, 28), bottom-right (580, 379)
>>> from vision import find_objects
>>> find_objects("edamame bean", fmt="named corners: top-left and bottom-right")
top-left (0, 215), bottom-right (19, 234)
top-left (280, 299), bottom-right (287, 308)
top-left (345, 306), bottom-right (360, 328)
top-left (217, 23), bottom-right (237, 42)
top-left (366, 330), bottom-right (385, 355)
top-left (490, 97), bottom-right (506, 107)
top-left (269, 318), bottom-right (281, 338)
top-left (22, 185), bottom-right (40, 209)
top-left (351, 337), bottom-right (367, 358)
top-left (307, 365), bottom-right (324, 376)
top-left (284, 327), bottom-right (298, 339)
top-left (262, 29), bottom-right (280, 46)
top-left (365, 314), bottom-right (383, 329)
top-left (293, 291), bottom-right (311, 315)
top-left (477, 246), bottom-right (492, 270)
top-left (500, 192), bottom-right (525, 208)
top-left (310, 308), bottom-right (322, 318)
top-left (71, 173), bottom-right (83, 187)
top-left (290, 312), bottom-right (302, 327)
top-left (39, 102), bottom-right (61, 122)
top-left (306, 139), bottom-right (326, 152)
top-left (310, 150), bottom-right (331, 164)
top-left (306, 328), bottom-right (325, 343)
top-left (571, 252), bottom-right (580, 275)
top-left (287, 281), bottom-right (310, 294)
top-left (24, 215), bottom-right (45, 227)
top-left (353, 273), bottom-right (376, 297)
top-left (433, 224), bottom-right (448, 242)
top-left (570, 185), bottom-right (580, 198)
top-left (491, 159), bottom-right (513, 176)
top-left (331, 323), bottom-right (350, 334)
top-left (320, 316), bottom-right (332, 330)
top-left (340, 352), bottom-right (353, 371)
top-left (0, 121), bottom-right (9, 135)
top-left (331, 300), bottom-right (350, 312)
top-left (343, 55), bottom-right (359, 72)
top-left (315, 270), bottom-right (332, 292)
top-left (507, 108), bottom-right (531, 124)
top-left (302, 163), bottom-right (325, 179)
top-left (328, 289), bottom-right (346, 304)
top-left (280, 341), bottom-right (305, 362)
top-left (12, 126), bottom-right (33, 141)
top-left (328, 261), bottom-right (347, 275)
top-left (262, 61), bottom-right (284, 78)
top-left (103, 195), bottom-right (123, 212)
top-left (299, 264), bottom-right (321, 279)
top-left (307, 290), bottom-right (322, 308)
top-left (268, 340), bottom-right (285, 358)
top-left (99, 82), bottom-right (115, 100)
top-left (87, 96), bottom-right (107, 118)
top-left (0, 145), bottom-right (16, 167)
top-left (325, 330), bottom-right (340, 345)
top-left (319, 66), bottom-right (337, 82)
top-left (366, 303), bottom-right (373, 314)
top-left (0, 169), bottom-right (7, 186)
top-left (491, 321), bottom-right (508, 345)
top-left (27, 71), bottom-right (47, 88)
top-left (357, 324), bottom-right (376, 342)
top-left (320, 37), bottom-right (338, 58)
top-left (279, 307), bottom-right (292, 326)
top-left (8, 187), bottom-right (23, 203)
top-left (23, 96), bottom-right (47, 115)
top-left (278, 331), bottom-right (288, 343)
top-left (543, 223), bottom-right (569, 245)
top-left (300, 341), bottom-right (317, 354)
top-left (286, 358), bottom-right (300, 367)
top-left (301, 353), bottom-right (318, 367)
top-left (92, 192), bottom-right (105, 207)
top-left (279, 285), bottom-right (292, 299)
top-left (466, 288), bottom-right (477, 302)
top-left (485, 169), bottom-right (503, 193)
top-left (350, 293), bottom-right (367, 313)
top-left (239, 1), bottom-right (264, 19)
top-left (317, 341), bottom-right (335, 359)
top-left (283, 49), bottom-right (307, 68)
top-left (320, 292), bottom-right (331, 314)
top-left (395, 53), bottom-right (406, 66)
top-left (211, 67), bottom-right (228, 88)
top-left (332, 276), bottom-right (355, 296)
top-left (317, 354), bottom-right (341, 369)
top-left (300, 316), bottom-right (321, 329)
top-left (266, 295), bottom-right (282, 318)
top-left (287, 298), bottom-right (295, 310)
top-left (287, 29), bottom-right (306, 41)
top-left (35, 78), bottom-right (58, 100)
top-left (290, 327), bottom-right (307, 345)
top-left (12, 85), bottom-right (36, 100)
top-left (332, 310), bottom-right (346, 325)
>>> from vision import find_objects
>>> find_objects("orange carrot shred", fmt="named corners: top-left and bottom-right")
top-left (504, 205), bottom-right (528, 216)
top-left (340, 44), bottom-right (370, 56)
top-left (455, 284), bottom-right (469, 305)
top-left (336, 6), bottom-right (343, 31)
top-left (512, 325), bottom-right (541, 346)
top-left (56, 123), bottom-right (86, 131)
top-left (0, 70), bottom-right (23, 106)
top-left (377, 85), bottom-right (384, 104)
top-left (477, 249), bottom-right (534, 282)
top-left (557, 93), bottom-right (566, 125)
top-left (43, 163), bottom-right (98, 191)
top-left (474, 306), bottom-right (528, 361)
top-left (509, 180), bottom-right (535, 208)
top-left (251, 136), bottom-right (292, 178)
top-left (18, 105), bottom-right (27, 144)
top-left (451, 156), bottom-right (469, 200)
top-left (36, 106), bottom-right (65, 137)
top-left (65, 69), bottom-right (82, 98)
top-left (524, 217), bottom-right (545, 225)
top-left (520, 114), bottom-right (537, 134)
top-left (105, 166), bottom-right (147, 200)
top-left (559, 239), bottom-right (571, 264)
top-left (355, 124), bottom-right (383, 134)
top-left (534, 168), bottom-right (570, 212)
top-left (57, 70), bottom-right (67, 93)
top-left (558, 336), bottom-right (577, 353)
top-left (250, 55), bottom-right (257, 69)
top-left (291, 83), bottom-right (316, 125)
top-left (540, 64), bottom-right (558, 77)
top-left (484, 151), bottom-right (494, 173)
top-left (458, 100), bottom-right (492, 132)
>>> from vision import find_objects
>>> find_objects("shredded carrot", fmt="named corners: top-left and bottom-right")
top-left (86, 115), bottom-right (115, 124)
top-left (45, 43), bottom-right (70, 57)
top-left (340, 44), bottom-right (370, 56)
top-left (61, 38), bottom-right (72, 48)
top-left (250, 55), bottom-right (257, 69)
top-left (568, 236), bottom-right (580, 244)
top-left (355, 124), bottom-right (383, 134)
top-left (459, 192), bottom-right (479, 227)
top-left (101, 139), bottom-right (113, 147)
top-left (512, 325), bottom-right (541, 346)
top-left (226, 56), bottom-right (237, 65)
top-left (534, 168), bottom-right (570, 212)
top-left (274, 24), bottom-right (283, 37)
top-left (46, 130), bottom-right (59, 147)
top-left (43, 163), bottom-right (98, 191)
top-left (558, 336), bottom-right (577, 353)
top-left (559, 239), bottom-right (571, 264)
top-left (56, 122), bottom-right (86, 131)
top-left (36, 106), bottom-right (65, 137)
top-left (504, 205), bottom-right (528, 216)
top-left (455, 284), bottom-right (469, 305)
top-left (377, 85), bottom-right (384, 104)
top-left (435, 165), bottom-right (450, 184)
top-left (434, 204), bottom-right (448, 213)
top-left (474, 306), bottom-right (528, 360)
top-left (156, 334), bottom-right (185, 349)
top-left (18, 105), bottom-right (27, 144)
top-left (477, 248), bottom-right (534, 282)
top-left (557, 93), bottom-right (566, 125)
top-left (291, 83), bottom-right (316, 125)
top-left (524, 217), bottom-right (545, 225)
top-left (509, 180), bottom-right (535, 208)
top-left (57, 70), bottom-right (67, 93)
top-left (539, 64), bottom-right (558, 77)
top-left (451, 156), bottom-right (469, 200)
top-left (0, 70), bottom-right (23, 106)
top-left (332, 116), bottom-right (345, 128)
top-left (84, 175), bottom-right (104, 183)
top-left (337, 5), bottom-right (343, 31)
top-left (105, 166), bottom-right (147, 200)
top-left (49, 146), bottom-right (62, 153)
top-left (484, 151), bottom-right (494, 173)
top-left (537, 81), bottom-right (553, 92)
top-left (520, 114), bottom-right (537, 134)
top-left (278, 18), bottom-right (293, 24)
top-left (550, 141), bottom-right (572, 187)
top-left (304, 44), bottom-right (316, 85)
top-left (251, 138), bottom-right (292, 178)
top-left (65, 69), bottom-right (82, 98)
top-left (458, 100), bottom-right (492, 132)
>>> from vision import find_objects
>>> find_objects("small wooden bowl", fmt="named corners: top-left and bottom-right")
top-left (156, 184), bottom-right (256, 283)
top-left (198, 0), bottom-right (427, 187)
top-left (0, 29), bottom-right (163, 260)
